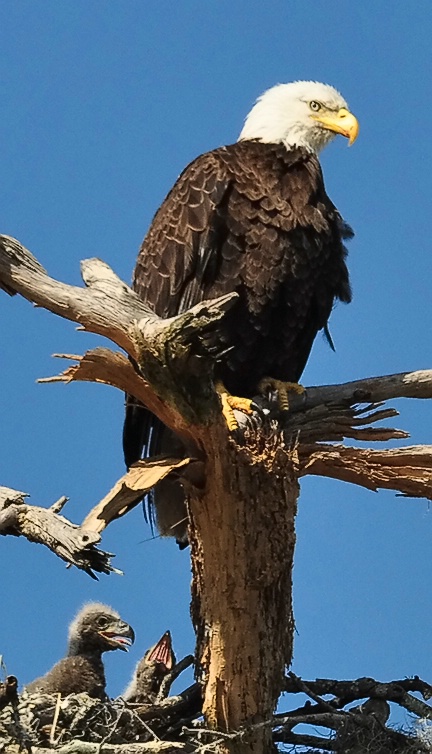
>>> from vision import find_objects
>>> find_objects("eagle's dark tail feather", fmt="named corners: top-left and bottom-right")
top-left (123, 397), bottom-right (152, 469)
top-left (123, 395), bottom-right (189, 547)
top-left (123, 396), bottom-right (160, 529)
top-left (323, 323), bottom-right (336, 352)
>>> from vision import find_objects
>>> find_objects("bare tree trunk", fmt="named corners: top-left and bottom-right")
top-left (189, 425), bottom-right (298, 754)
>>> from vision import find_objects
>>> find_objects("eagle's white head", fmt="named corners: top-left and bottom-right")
top-left (239, 81), bottom-right (359, 153)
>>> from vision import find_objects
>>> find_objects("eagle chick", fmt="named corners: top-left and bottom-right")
top-left (26, 602), bottom-right (134, 699)
top-left (123, 631), bottom-right (175, 704)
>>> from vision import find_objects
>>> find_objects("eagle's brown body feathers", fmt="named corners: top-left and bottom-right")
top-left (124, 141), bottom-right (352, 469)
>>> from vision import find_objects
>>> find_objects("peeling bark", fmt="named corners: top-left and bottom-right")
top-left (188, 425), bottom-right (298, 754)
top-left (81, 458), bottom-right (193, 534)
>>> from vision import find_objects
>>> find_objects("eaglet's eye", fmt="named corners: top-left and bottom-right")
top-left (97, 615), bottom-right (109, 628)
top-left (309, 101), bottom-right (321, 112)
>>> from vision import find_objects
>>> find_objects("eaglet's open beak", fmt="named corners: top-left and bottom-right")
top-left (100, 621), bottom-right (135, 652)
top-left (146, 631), bottom-right (175, 670)
top-left (312, 107), bottom-right (359, 146)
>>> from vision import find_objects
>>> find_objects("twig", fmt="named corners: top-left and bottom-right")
top-left (287, 671), bottom-right (340, 713)
top-left (50, 496), bottom-right (69, 514)
top-left (49, 693), bottom-right (62, 745)
top-left (156, 657), bottom-right (195, 703)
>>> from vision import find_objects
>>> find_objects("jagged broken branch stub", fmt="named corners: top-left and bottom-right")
top-left (37, 350), bottom-right (432, 499)
top-left (0, 457), bottom-right (198, 574)
top-left (2, 232), bottom-right (432, 442)
top-left (0, 234), bottom-right (237, 442)
top-left (0, 486), bottom-right (119, 578)
top-left (1, 232), bottom-right (432, 436)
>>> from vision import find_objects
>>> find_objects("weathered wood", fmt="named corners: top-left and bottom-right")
top-left (1, 668), bottom-right (430, 753)
top-left (282, 673), bottom-right (432, 717)
top-left (155, 657), bottom-right (195, 703)
top-left (298, 369), bottom-right (432, 408)
top-left (300, 444), bottom-right (432, 499)
top-left (81, 458), bottom-right (193, 534)
top-left (40, 349), bottom-right (432, 444)
top-left (0, 234), bottom-right (236, 445)
top-left (40, 351), bottom-right (432, 501)
top-left (187, 423), bottom-right (298, 754)
top-left (29, 743), bottom-right (190, 754)
top-left (0, 671), bottom-right (202, 750)
top-left (0, 487), bottom-right (119, 578)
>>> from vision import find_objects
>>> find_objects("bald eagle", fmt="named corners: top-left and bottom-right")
top-left (26, 603), bottom-right (134, 699)
top-left (123, 81), bottom-right (358, 541)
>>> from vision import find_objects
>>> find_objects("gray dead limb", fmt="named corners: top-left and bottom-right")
top-left (0, 457), bottom-right (198, 574)
top-left (282, 674), bottom-right (432, 718)
top-left (299, 443), bottom-right (432, 499)
top-left (0, 486), bottom-right (119, 578)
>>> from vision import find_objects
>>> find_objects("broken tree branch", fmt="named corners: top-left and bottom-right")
top-left (155, 656), bottom-right (195, 703)
top-left (299, 444), bottom-right (432, 499)
top-left (282, 674), bottom-right (432, 714)
top-left (298, 369), bottom-right (432, 408)
top-left (0, 486), bottom-right (119, 578)
top-left (81, 458), bottom-right (193, 534)
top-left (0, 234), bottom-right (237, 444)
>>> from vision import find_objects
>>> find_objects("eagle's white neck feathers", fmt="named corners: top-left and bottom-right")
top-left (239, 81), bottom-right (349, 153)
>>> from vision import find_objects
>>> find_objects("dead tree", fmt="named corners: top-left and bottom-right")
top-left (1, 234), bottom-right (432, 754)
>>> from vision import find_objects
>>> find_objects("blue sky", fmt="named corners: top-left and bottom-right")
top-left (0, 0), bottom-right (431, 722)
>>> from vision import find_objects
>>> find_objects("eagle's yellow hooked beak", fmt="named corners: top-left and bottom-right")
top-left (312, 107), bottom-right (359, 146)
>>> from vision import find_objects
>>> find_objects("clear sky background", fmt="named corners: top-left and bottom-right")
top-left (0, 0), bottom-right (431, 727)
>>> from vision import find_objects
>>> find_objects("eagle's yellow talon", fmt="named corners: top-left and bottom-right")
top-left (216, 382), bottom-right (254, 431)
top-left (257, 378), bottom-right (305, 412)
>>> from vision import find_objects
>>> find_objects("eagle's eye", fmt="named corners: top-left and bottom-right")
top-left (97, 615), bottom-right (109, 628)
top-left (309, 101), bottom-right (321, 112)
